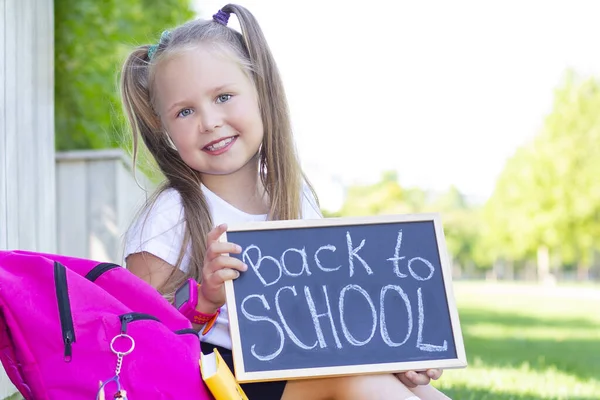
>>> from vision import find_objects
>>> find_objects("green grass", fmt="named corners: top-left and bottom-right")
top-left (432, 281), bottom-right (600, 399)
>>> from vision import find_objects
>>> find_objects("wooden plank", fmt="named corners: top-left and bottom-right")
top-left (15, 0), bottom-right (35, 250)
top-left (0, 0), bottom-right (54, 396)
top-left (432, 214), bottom-right (467, 365)
top-left (0, 0), bottom-right (20, 395)
top-left (34, 0), bottom-right (55, 252)
top-left (4, 0), bottom-right (18, 251)
top-left (115, 161), bottom-right (130, 264)
top-left (115, 159), bottom-right (152, 264)
top-left (226, 212), bottom-right (443, 232)
top-left (87, 159), bottom-right (118, 263)
top-left (56, 160), bottom-right (88, 259)
top-left (0, 0), bottom-right (7, 250)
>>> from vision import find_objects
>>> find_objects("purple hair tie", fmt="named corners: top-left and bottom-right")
top-left (213, 9), bottom-right (230, 26)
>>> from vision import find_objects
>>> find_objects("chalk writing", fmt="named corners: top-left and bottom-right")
top-left (227, 218), bottom-right (462, 376)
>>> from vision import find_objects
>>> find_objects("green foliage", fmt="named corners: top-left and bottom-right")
top-left (484, 72), bottom-right (600, 269)
top-left (337, 172), bottom-right (483, 270)
top-left (338, 171), bottom-right (427, 217)
top-left (55, 0), bottom-right (194, 150)
top-left (428, 187), bottom-right (485, 270)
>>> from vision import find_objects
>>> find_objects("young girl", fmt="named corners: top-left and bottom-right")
top-left (120, 4), bottom-right (450, 400)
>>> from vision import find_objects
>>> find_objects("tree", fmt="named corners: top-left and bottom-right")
top-left (427, 186), bottom-right (484, 273)
top-left (55, 0), bottom-right (195, 150)
top-left (541, 73), bottom-right (600, 276)
top-left (338, 171), bottom-right (426, 217)
top-left (337, 172), bottom-right (482, 273)
top-left (483, 72), bottom-right (600, 279)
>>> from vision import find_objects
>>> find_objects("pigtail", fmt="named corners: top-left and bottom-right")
top-left (120, 44), bottom-right (211, 296)
top-left (120, 46), bottom-right (155, 172)
top-left (120, 45), bottom-right (183, 180)
top-left (222, 4), bottom-right (318, 221)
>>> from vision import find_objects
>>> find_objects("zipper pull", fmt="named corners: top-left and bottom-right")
top-left (64, 330), bottom-right (73, 362)
top-left (121, 314), bottom-right (134, 334)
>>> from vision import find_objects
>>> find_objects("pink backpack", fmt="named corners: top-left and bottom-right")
top-left (0, 250), bottom-right (213, 399)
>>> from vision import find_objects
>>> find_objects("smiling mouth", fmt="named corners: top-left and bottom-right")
top-left (203, 136), bottom-right (237, 152)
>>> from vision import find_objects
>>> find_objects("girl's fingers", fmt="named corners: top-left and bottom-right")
top-left (395, 370), bottom-right (434, 387)
top-left (202, 224), bottom-right (246, 298)
top-left (206, 224), bottom-right (228, 245)
top-left (205, 255), bottom-right (247, 276)
top-left (395, 372), bottom-right (418, 388)
top-left (427, 368), bottom-right (443, 380)
top-left (210, 267), bottom-right (243, 285)
top-left (406, 371), bottom-right (431, 386)
top-left (206, 241), bottom-right (242, 262)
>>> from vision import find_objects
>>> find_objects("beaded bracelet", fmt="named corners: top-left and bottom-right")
top-left (192, 307), bottom-right (220, 326)
top-left (194, 283), bottom-right (221, 334)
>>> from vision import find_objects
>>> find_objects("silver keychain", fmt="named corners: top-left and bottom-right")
top-left (96, 333), bottom-right (135, 400)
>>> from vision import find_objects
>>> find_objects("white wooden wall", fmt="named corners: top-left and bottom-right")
top-left (0, 0), bottom-right (55, 398)
top-left (0, 0), bottom-right (55, 251)
top-left (56, 150), bottom-right (155, 265)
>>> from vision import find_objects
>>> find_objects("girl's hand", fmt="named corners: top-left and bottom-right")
top-left (395, 369), bottom-right (443, 388)
top-left (198, 224), bottom-right (247, 311)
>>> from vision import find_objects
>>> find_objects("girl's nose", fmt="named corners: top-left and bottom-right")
top-left (198, 106), bottom-right (223, 133)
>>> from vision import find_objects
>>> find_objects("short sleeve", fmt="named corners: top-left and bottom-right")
top-left (301, 183), bottom-right (323, 220)
top-left (123, 188), bottom-right (191, 270)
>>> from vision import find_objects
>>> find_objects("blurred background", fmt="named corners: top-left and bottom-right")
top-left (1, 0), bottom-right (599, 399)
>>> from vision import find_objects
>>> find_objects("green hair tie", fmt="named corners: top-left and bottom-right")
top-left (147, 30), bottom-right (171, 60)
top-left (147, 44), bottom-right (158, 60)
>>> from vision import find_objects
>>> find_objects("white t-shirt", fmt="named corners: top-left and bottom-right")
top-left (124, 184), bottom-right (322, 349)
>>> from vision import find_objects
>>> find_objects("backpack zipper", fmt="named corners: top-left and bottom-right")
top-left (85, 262), bottom-right (120, 282)
top-left (53, 262), bottom-right (76, 362)
top-left (119, 313), bottom-right (199, 336)
top-left (175, 328), bottom-right (200, 336)
top-left (119, 312), bottom-right (160, 333)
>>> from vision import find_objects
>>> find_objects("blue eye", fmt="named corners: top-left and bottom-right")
top-left (216, 94), bottom-right (232, 103)
top-left (177, 108), bottom-right (193, 118)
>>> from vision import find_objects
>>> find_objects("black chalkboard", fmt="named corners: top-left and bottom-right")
top-left (223, 214), bottom-right (466, 383)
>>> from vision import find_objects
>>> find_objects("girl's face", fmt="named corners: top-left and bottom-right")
top-left (155, 44), bottom-right (263, 180)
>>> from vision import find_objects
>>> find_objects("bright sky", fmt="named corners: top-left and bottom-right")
top-left (194, 0), bottom-right (600, 211)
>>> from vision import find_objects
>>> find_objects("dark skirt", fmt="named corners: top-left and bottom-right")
top-left (201, 341), bottom-right (287, 400)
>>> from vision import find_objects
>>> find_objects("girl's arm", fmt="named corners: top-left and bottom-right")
top-left (126, 224), bottom-right (247, 317)
top-left (126, 251), bottom-right (178, 290)
top-left (126, 251), bottom-right (220, 316)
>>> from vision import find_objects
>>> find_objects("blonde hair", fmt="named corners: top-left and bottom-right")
top-left (120, 4), bottom-right (318, 296)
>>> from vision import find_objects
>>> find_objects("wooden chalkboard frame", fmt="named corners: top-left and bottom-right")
top-left (222, 213), bottom-right (467, 383)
